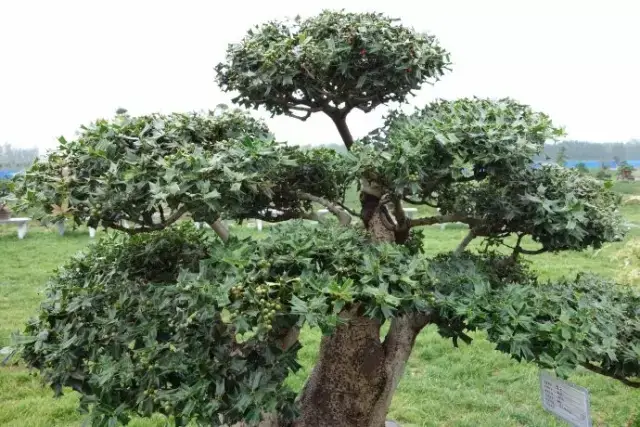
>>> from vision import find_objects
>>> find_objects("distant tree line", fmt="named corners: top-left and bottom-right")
top-left (0, 143), bottom-right (39, 169)
top-left (309, 140), bottom-right (640, 163)
top-left (541, 140), bottom-right (640, 162)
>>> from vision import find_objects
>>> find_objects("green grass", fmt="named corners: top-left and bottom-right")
top-left (1, 204), bottom-right (640, 426)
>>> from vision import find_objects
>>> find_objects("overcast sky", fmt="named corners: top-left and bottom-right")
top-left (0, 0), bottom-right (638, 151)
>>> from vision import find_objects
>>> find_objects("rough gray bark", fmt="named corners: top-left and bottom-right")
top-left (295, 308), bottom-right (387, 427)
top-left (293, 195), bottom-right (430, 427)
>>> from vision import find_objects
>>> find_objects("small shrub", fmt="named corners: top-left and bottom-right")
top-left (574, 162), bottom-right (589, 175)
top-left (596, 168), bottom-right (613, 180)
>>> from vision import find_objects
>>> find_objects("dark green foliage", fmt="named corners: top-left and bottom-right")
top-left (0, 178), bottom-right (12, 200)
top-left (13, 110), bottom-right (357, 230)
top-left (440, 267), bottom-right (640, 381)
top-left (437, 165), bottom-right (627, 251)
top-left (596, 167), bottom-right (613, 180)
top-left (574, 162), bottom-right (589, 175)
top-left (356, 97), bottom-right (564, 199)
top-left (216, 10), bottom-right (449, 118)
top-left (19, 224), bottom-right (640, 425)
top-left (13, 109), bottom-right (270, 227)
top-left (19, 224), bottom-right (300, 427)
top-left (14, 9), bottom-right (640, 427)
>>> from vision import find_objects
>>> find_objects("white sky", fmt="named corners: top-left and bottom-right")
top-left (0, 0), bottom-right (638, 152)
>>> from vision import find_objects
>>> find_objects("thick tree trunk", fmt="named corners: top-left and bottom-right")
top-left (294, 309), bottom-right (430, 427)
top-left (295, 309), bottom-right (387, 427)
top-left (240, 187), bottom-right (426, 427)
top-left (293, 196), bottom-right (427, 426)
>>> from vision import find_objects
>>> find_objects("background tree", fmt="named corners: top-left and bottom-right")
top-left (574, 161), bottom-right (590, 175)
top-left (617, 160), bottom-right (636, 181)
top-left (554, 145), bottom-right (568, 166)
top-left (596, 162), bottom-right (613, 181)
top-left (16, 9), bottom-right (639, 427)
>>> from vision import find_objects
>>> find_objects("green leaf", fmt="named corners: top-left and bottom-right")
top-left (167, 183), bottom-right (180, 195)
top-left (204, 189), bottom-right (221, 200)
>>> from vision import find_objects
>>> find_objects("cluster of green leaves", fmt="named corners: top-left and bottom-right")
top-left (13, 109), bottom-right (357, 229)
top-left (216, 10), bottom-right (450, 117)
top-left (17, 222), bottom-right (434, 426)
top-left (18, 223), bottom-right (640, 426)
top-left (0, 177), bottom-right (12, 202)
top-left (349, 97), bottom-right (626, 252)
top-left (13, 109), bottom-right (267, 226)
top-left (18, 223), bottom-right (301, 427)
top-left (355, 97), bottom-right (564, 199)
top-left (434, 254), bottom-right (640, 381)
top-left (438, 164), bottom-right (627, 251)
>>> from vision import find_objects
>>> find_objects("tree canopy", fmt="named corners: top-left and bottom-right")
top-left (13, 8), bottom-right (639, 427)
top-left (13, 108), bottom-right (355, 231)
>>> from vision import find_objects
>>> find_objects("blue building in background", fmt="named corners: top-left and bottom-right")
top-left (564, 160), bottom-right (640, 169)
top-left (0, 169), bottom-right (21, 179)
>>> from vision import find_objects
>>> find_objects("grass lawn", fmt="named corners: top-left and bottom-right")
top-left (1, 200), bottom-right (640, 426)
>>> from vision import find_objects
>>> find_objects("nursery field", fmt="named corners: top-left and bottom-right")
top-left (1, 195), bottom-right (639, 426)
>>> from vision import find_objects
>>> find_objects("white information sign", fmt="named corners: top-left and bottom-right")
top-left (540, 371), bottom-right (591, 427)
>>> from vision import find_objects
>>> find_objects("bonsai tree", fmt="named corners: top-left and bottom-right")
top-left (16, 10), bottom-right (639, 427)
top-left (617, 161), bottom-right (636, 181)
top-left (574, 161), bottom-right (589, 175)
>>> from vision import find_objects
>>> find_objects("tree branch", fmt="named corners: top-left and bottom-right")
top-left (108, 206), bottom-right (188, 234)
top-left (503, 235), bottom-right (548, 256)
top-left (402, 196), bottom-right (437, 208)
top-left (581, 362), bottom-right (640, 388)
top-left (379, 204), bottom-right (398, 231)
top-left (329, 115), bottom-right (355, 150)
top-left (454, 230), bottom-right (476, 255)
top-left (517, 247), bottom-right (548, 255)
top-left (208, 219), bottom-right (230, 242)
top-left (409, 213), bottom-right (481, 228)
top-left (337, 201), bottom-right (359, 217)
top-left (392, 198), bottom-right (407, 227)
top-left (283, 109), bottom-right (312, 121)
top-left (297, 192), bottom-right (351, 225)
top-left (108, 222), bottom-right (142, 235)
top-left (370, 311), bottom-right (435, 425)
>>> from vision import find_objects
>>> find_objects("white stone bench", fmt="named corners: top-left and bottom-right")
top-left (213, 207), bottom-right (420, 232)
top-left (0, 217), bottom-right (31, 239)
top-left (54, 220), bottom-right (96, 238)
top-left (317, 207), bottom-right (418, 220)
top-left (254, 209), bottom-right (285, 231)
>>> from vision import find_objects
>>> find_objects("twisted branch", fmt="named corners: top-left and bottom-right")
top-left (297, 192), bottom-right (351, 225)
top-left (109, 206), bottom-right (188, 234)
top-left (409, 213), bottom-right (481, 228)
